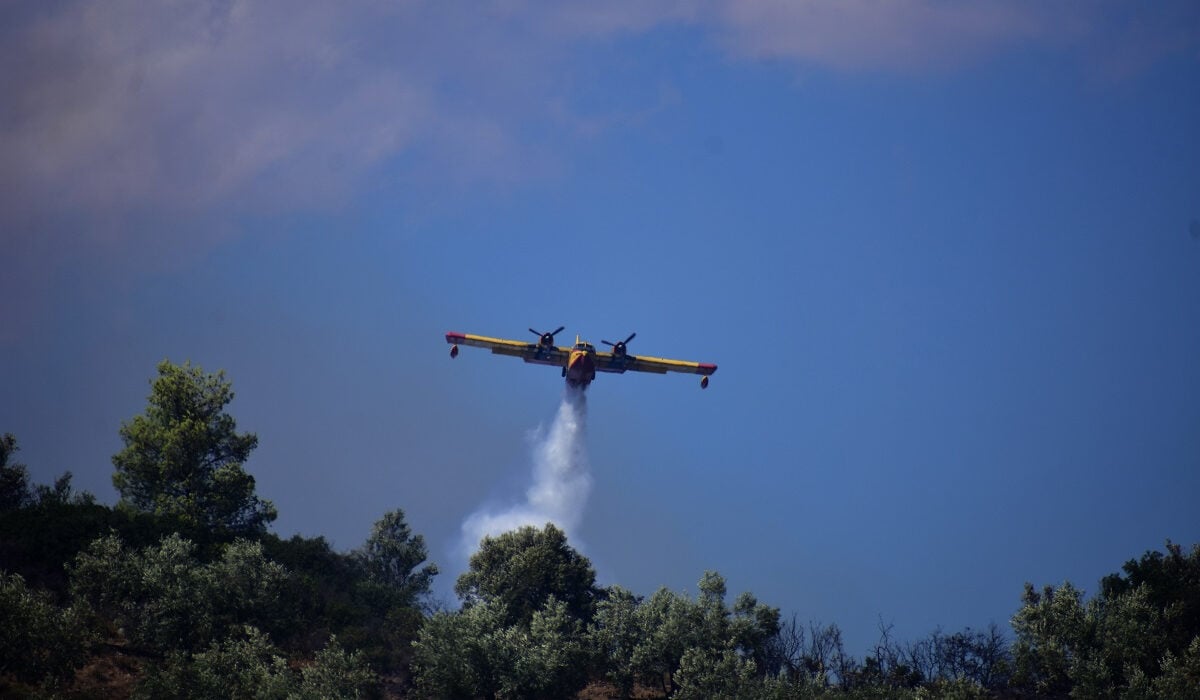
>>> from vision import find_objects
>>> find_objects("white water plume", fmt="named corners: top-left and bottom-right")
top-left (461, 386), bottom-right (591, 554)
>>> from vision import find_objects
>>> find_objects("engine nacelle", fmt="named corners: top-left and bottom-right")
top-left (450, 344), bottom-right (459, 358)
top-left (700, 376), bottom-right (709, 389)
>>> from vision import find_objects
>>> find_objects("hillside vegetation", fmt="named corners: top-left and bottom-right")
top-left (2, 361), bottom-right (1198, 698)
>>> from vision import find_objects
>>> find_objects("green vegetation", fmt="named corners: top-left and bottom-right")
top-left (455, 524), bottom-right (597, 627)
top-left (112, 360), bottom-right (276, 536)
top-left (1011, 542), bottom-right (1200, 697)
top-left (3, 360), bottom-right (1199, 698)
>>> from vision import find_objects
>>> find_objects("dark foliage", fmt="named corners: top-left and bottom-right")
top-left (456, 523), bottom-right (598, 627)
top-left (5, 359), bottom-right (1199, 698)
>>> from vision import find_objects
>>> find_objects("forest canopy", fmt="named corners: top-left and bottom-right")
top-left (2, 361), bottom-right (1198, 698)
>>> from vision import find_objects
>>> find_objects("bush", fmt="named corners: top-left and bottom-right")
top-left (0, 571), bottom-right (93, 686)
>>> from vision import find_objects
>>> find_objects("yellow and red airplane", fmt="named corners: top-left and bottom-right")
top-left (445, 327), bottom-right (718, 389)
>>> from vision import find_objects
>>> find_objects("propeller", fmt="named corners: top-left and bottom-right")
top-left (601, 332), bottom-right (637, 356)
top-left (529, 326), bottom-right (566, 346)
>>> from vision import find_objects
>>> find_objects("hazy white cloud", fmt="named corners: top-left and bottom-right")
top-left (529, 0), bottom-right (702, 38)
top-left (0, 1), bottom-right (566, 340)
top-left (715, 1), bottom-right (1200, 79)
top-left (710, 0), bottom-right (1048, 72)
top-left (3, 0), bottom-right (1193, 225)
top-left (2, 2), bottom-right (441, 218)
top-left (543, 1), bottom-right (1198, 77)
top-left (1, 1), bottom-right (1195, 342)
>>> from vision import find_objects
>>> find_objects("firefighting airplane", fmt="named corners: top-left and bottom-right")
top-left (445, 327), bottom-right (718, 389)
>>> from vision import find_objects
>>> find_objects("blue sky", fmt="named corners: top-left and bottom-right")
top-left (3, 1), bottom-right (1199, 653)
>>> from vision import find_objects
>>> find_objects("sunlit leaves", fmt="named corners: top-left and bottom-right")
top-left (456, 523), bottom-right (597, 627)
top-left (70, 534), bottom-right (287, 654)
top-left (112, 360), bottom-right (275, 535)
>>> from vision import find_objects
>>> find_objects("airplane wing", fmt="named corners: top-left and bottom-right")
top-left (445, 332), bottom-right (569, 367)
top-left (594, 351), bottom-right (717, 377)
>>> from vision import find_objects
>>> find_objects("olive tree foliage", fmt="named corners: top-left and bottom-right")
top-left (136, 626), bottom-right (294, 700)
top-left (355, 508), bottom-right (438, 609)
top-left (1010, 579), bottom-right (1143, 698)
top-left (135, 626), bottom-right (375, 700)
top-left (455, 523), bottom-right (598, 627)
top-left (1125, 635), bottom-right (1200, 698)
top-left (1100, 540), bottom-right (1200, 664)
top-left (590, 571), bottom-right (781, 698)
top-left (1011, 541), bottom-right (1200, 698)
top-left (628, 587), bottom-right (700, 695)
top-left (412, 596), bottom-right (590, 700)
top-left (415, 525), bottom-right (598, 698)
top-left (296, 635), bottom-right (379, 699)
top-left (500, 596), bottom-right (591, 699)
top-left (412, 599), bottom-right (509, 699)
top-left (1010, 581), bottom-right (1089, 696)
top-left (671, 646), bottom-right (760, 700)
top-left (112, 360), bottom-right (276, 535)
top-left (588, 585), bottom-right (642, 696)
top-left (69, 533), bottom-right (287, 654)
top-left (675, 573), bottom-right (779, 692)
top-left (0, 572), bottom-right (93, 686)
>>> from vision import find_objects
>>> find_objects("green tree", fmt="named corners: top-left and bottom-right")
top-left (417, 526), bottom-right (597, 698)
top-left (112, 360), bottom-right (276, 535)
top-left (348, 510), bottom-right (438, 675)
top-left (1010, 580), bottom-right (1089, 697)
top-left (356, 508), bottom-right (438, 608)
top-left (70, 533), bottom-right (288, 654)
top-left (732, 590), bottom-right (784, 673)
top-left (32, 470), bottom-right (95, 507)
top-left (136, 627), bottom-right (377, 700)
top-left (630, 587), bottom-right (702, 695)
top-left (0, 467), bottom-right (126, 596)
top-left (0, 571), bottom-right (93, 687)
top-left (507, 596), bottom-right (591, 699)
top-left (135, 625), bottom-right (294, 700)
top-left (456, 523), bottom-right (597, 627)
top-left (412, 596), bottom-right (591, 700)
top-left (258, 533), bottom-right (364, 648)
top-left (671, 646), bottom-right (759, 700)
top-left (1147, 635), bottom-right (1200, 697)
top-left (1100, 540), bottom-right (1200, 667)
top-left (589, 585), bottom-right (642, 697)
top-left (412, 600), bottom-right (510, 699)
top-left (624, 572), bottom-right (780, 696)
top-left (0, 433), bottom-right (31, 511)
top-left (1012, 541), bottom-right (1200, 697)
top-left (295, 636), bottom-right (378, 699)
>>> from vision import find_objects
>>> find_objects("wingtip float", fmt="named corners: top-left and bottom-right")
top-left (445, 327), bottom-right (717, 390)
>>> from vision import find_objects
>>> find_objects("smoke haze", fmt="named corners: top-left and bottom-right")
top-left (460, 386), bottom-right (591, 555)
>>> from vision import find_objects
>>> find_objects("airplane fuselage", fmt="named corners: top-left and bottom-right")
top-left (565, 346), bottom-right (597, 388)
